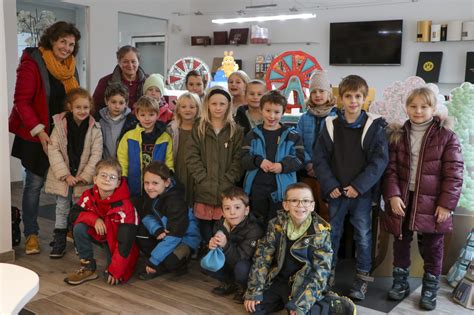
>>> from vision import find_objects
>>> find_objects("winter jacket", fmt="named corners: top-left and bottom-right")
top-left (234, 105), bottom-right (252, 135)
top-left (45, 112), bottom-right (103, 198)
top-left (295, 107), bottom-right (338, 165)
top-left (213, 214), bottom-right (264, 268)
top-left (382, 117), bottom-right (463, 236)
top-left (70, 180), bottom-right (139, 282)
top-left (314, 112), bottom-right (389, 199)
top-left (117, 123), bottom-right (174, 197)
top-left (9, 48), bottom-right (79, 142)
top-left (167, 120), bottom-right (180, 160)
top-left (93, 65), bottom-right (147, 110)
top-left (95, 107), bottom-right (138, 159)
top-left (245, 211), bottom-right (332, 314)
top-left (135, 181), bottom-right (200, 268)
top-left (186, 123), bottom-right (243, 206)
top-left (242, 125), bottom-right (305, 202)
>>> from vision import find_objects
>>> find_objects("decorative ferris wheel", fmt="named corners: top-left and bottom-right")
top-left (166, 57), bottom-right (211, 90)
top-left (264, 51), bottom-right (322, 110)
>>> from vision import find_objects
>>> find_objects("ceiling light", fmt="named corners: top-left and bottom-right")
top-left (245, 4), bottom-right (277, 9)
top-left (212, 13), bottom-right (316, 24)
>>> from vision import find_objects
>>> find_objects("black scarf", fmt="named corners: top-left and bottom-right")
top-left (66, 112), bottom-right (89, 176)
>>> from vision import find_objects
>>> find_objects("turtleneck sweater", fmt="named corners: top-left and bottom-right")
top-left (409, 118), bottom-right (433, 191)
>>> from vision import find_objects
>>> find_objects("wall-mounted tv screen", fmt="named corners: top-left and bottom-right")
top-left (330, 19), bottom-right (403, 65)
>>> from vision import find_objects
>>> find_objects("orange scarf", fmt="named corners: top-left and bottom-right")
top-left (39, 47), bottom-right (79, 93)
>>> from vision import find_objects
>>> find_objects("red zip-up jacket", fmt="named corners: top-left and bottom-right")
top-left (72, 179), bottom-right (139, 281)
top-left (382, 117), bottom-right (463, 238)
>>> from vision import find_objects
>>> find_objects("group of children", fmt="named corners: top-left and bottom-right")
top-left (31, 66), bottom-right (463, 314)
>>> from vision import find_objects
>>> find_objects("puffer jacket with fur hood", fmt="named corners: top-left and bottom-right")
top-left (382, 116), bottom-right (463, 237)
top-left (45, 112), bottom-right (103, 198)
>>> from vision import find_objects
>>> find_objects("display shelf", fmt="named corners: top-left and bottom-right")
top-left (415, 40), bottom-right (474, 43)
top-left (264, 41), bottom-right (319, 46)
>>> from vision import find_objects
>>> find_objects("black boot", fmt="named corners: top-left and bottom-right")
top-left (212, 281), bottom-right (236, 296)
top-left (420, 272), bottom-right (440, 310)
top-left (50, 228), bottom-right (67, 259)
top-left (349, 271), bottom-right (373, 301)
top-left (388, 267), bottom-right (410, 300)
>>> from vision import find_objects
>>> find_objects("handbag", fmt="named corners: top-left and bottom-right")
top-left (200, 247), bottom-right (225, 272)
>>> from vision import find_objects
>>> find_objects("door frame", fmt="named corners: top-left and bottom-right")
top-left (131, 34), bottom-right (167, 76)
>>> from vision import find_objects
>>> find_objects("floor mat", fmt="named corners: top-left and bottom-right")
top-left (333, 259), bottom-right (422, 313)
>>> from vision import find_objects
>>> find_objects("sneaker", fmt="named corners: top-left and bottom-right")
top-left (64, 259), bottom-right (98, 285)
top-left (66, 230), bottom-right (74, 242)
top-left (25, 234), bottom-right (40, 255)
top-left (212, 282), bottom-right (237, 296)
top-left (325, 291), bottom-right (357, 315)
top-left (49, 228), bottom-right (67, 259)
top-left (349, 272), bottom-right (373, 301)
top-left (138, 265), bottom-right (168, 280)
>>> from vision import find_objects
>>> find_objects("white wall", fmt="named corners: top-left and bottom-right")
top-left (118, 12), bottom-right (167, 47)
top-left (1, 0), bottom-right (14, 257)
top-left (179, 0), bottom-right (474, 97)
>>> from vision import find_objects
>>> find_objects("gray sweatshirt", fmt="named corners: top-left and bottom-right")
top-left (98, 107), bottom-right (131, 159)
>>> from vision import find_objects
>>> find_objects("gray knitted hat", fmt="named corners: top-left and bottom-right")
top-left (309, 70), bottom-right (331, 93)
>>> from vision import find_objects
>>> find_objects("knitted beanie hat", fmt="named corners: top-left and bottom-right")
top-left (309, 70), bottom-right (331, 93)
top-left (143, 73), bottom-right (165, 94)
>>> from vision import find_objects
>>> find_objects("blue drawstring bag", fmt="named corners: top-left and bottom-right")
top-left (200, 247), bottom-right (225, 272)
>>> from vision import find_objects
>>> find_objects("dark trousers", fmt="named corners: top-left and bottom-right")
top-left (207, 260), bottom-right (251, 287)
top-left (199, 219), bottom-right (218, 244)
top-left (393, 192), bottom-right (445, 276)
top-left (250, 184), bottom-right (282, 228)
top-left (136, 225), bottom-right (191, 272)
top-left (252, 281), bottom-right (331, 315)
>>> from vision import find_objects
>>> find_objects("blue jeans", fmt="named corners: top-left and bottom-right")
top-left (22, 169), bottom-right (45, 236)
top-left (328, 195), bottom-right (372, 273)
top-left (207, 260), bottom-right (251, 286)
top-left (74, 223), bottom-right (111, 264)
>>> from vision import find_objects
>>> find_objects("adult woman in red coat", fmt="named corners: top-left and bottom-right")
top-left (92, 45), bottom-right (147, 110)
top-left (382, 87), bottom-right (464, 310)
top-left (9, 21), bottom-right (81, 255)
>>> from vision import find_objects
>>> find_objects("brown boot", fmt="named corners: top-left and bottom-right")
top-left (25, 234), bottom-right (40, 255)
top-left (64, 259), bottom-right (98, 285)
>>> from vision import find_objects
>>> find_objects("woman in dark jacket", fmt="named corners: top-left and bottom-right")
top-left (382, 87), bottom-right (464, 311)
top-left (9, 21), bottom-right (81, 254)
top-left (93, 45), bottom-right (147, 110)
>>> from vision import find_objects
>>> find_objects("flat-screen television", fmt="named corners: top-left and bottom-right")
top-left (330, 19), bottom-right (403, 65)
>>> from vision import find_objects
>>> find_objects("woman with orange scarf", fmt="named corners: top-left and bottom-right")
top-left (9, 21), bottom-right (81, 255)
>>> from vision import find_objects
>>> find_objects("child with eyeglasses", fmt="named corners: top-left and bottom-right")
top-left (64, 158), bottom-right (139, 286)
top-left (244, 182), bottom-right (356, 315)
top-left (242, 90), bottom-right (305, 228)
top-left (44, 88), bottom-right (103, 259)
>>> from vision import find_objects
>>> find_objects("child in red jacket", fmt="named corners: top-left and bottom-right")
top-left (64, 158), bottom-right (139, 285)
top-left (382, 87), bottom-right (464, 310)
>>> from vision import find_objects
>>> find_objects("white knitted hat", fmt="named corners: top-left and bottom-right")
top-left (309, 70), bottom-right (331, 93)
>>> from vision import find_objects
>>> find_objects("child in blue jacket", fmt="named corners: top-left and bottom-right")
top-left (314, 75), bottom-right (388, 301)
top-left (242, 90), bottom-right (305, 227)
top-left (296, 70), bottom-right (337, 221)
top-left (134, 161), bottom-right (200, 279)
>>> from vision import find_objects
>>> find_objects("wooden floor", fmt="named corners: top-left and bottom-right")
top-left (9, 183), bottom-right (473, 315)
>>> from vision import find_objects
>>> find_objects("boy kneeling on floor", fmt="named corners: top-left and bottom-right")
top-left (205, 186), bottom-right (264, 303)
top-left (244, 183), bottom-right (356, 315)
top-left (64, 158), bottom-right (139, 285)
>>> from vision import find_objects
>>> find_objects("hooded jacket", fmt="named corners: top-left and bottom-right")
top-left (45, 112), bottom-right (103, 198)
top-left (186, 123), bottom-right (243, 206)
top-left (117, 122), bottom-right (174, 197)
top-left (213, 214), bottom-right (264, 268)
top-left (245, 211), bottom-right (332, 314)
top-left (382, 116), bottom-right (463, 236)
top-left (314, 111), bottom-right (389, 200)
top-left (135, 181), bottom-right (200, 268)
top-left (95, 107), bottom-right (137, 159)
top-left (242, 124), bottom-right (305, 202)
top-left (70, 180), bottom-right (139, 282)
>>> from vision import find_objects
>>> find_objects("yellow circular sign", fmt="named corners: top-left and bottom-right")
top-left (423, 61), bottom-right (434, 72)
